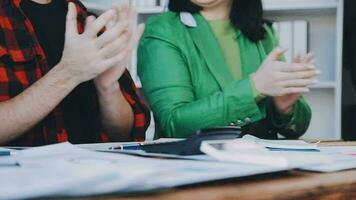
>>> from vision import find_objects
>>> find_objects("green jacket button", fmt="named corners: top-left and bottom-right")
top-left (244, 117), bottom-right (252, 124)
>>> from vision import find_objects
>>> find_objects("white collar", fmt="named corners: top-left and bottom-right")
top-left (180, 12), bottom-right (197, 28)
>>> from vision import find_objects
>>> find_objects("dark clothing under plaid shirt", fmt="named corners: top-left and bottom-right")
top-left (0, 0), bottom-right (151, 146)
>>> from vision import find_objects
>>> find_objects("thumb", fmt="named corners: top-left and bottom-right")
top-left (65, 2), bottom-right (78, 37)
top-left (266, 47), bottom-right (288, 61)
top-left (131, 23), bottom-right (145, 49)
top-left (136, 23), bottom-right (145, 40)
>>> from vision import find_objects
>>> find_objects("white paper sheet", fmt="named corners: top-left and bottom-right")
top-left (0, 162), bottom-right (124, 200)
top-left (0, 142), bottom-right (290, 199)
top-left (242, 135), bottom-right (320, 151)
top-left (301, 146), bottom-right (356, 172)
top-left (201, 139), bottom-right (332, 168)
top-left (0, 143), bottom-right (155, 199)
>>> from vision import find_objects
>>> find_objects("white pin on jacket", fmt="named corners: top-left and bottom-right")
top-left (180, 12), bottom-right (197, 27)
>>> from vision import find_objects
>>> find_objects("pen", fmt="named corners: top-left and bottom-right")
top-left (109, 144), bottom-right (142, 150)
top-left (108, 140), bottom-right (180, 151)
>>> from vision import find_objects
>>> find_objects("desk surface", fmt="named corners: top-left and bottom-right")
top-left (82, 141), bottom-right (356, 200)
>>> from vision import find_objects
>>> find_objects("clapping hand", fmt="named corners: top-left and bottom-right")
top-left (272, 52), bottom-right (318, 114)
top-left (93, 0), bottom-right (145, 92)
top-left (253, 48), bottom-right (319, 114)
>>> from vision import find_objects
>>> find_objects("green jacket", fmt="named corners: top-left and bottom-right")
top-left (138, 12), bottom-right (311, 139)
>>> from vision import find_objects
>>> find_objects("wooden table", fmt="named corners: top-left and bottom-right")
top-left (80, 142), bottom-right (356, 200)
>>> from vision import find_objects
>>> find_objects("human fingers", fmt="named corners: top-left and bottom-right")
top-left (96, 20), bottom-right (129, 48)
top-left (266, 47), bottom-right (288, 61)
top-left (279, 78), bottom-right (318, 87)
top-left (280, 87), bottom-right (310, 96)
top-left (279, 62), bottom-right (315, 72)
top-left (84, 9), bottom-right (116, 37)
top-left (279, 70), bottom-right (320, 80)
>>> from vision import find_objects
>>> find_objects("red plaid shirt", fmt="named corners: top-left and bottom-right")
top-left (0, 0), bottom-right (150, 146)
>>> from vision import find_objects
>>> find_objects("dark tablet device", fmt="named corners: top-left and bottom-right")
top-left (140, 127), bottom-right (242, 156)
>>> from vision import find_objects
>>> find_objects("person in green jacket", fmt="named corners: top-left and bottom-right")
top-left (138, 0), bottom-right (318, 139)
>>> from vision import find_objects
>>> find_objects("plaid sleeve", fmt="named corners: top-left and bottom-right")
top-left (0, 62), bottom-right (10, 102)
top-left (119, 70), bottom-right (151, 141)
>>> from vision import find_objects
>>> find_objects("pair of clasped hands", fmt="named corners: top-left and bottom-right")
top-left (253, 48), bottom-right (319, 114)
top-left (60, 0), bottom-right (143, 91)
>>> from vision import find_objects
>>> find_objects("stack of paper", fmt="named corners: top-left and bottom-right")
top-left (201, 136), bottom-right (356, 173)
top-left (0, 143), bottom-right (155, 199)
top-left (301, 146), bottom-right (356, 172)
top-left (200, 136), bottom-right (330, 168)
top-left (242, 135), bottom-right (320, 151)
top-left (0, 142), bottom-right (290, 199)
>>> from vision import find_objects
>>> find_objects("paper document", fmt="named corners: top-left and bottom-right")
top-left (0, 143), bottom-right (154, 200)
top-left (301, 146), bottom-right (356, 172)
top-left (242, 135), bottom-right (320, 151)
top-left (201, 139), bottom-right (331, 168)
top-left (0, 161), bottom-right (135, 200)
top-left (0, 142), bottom-right (290, 199)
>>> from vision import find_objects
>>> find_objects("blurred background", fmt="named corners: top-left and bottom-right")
top-left (81, 0), bottom-right (353, 141)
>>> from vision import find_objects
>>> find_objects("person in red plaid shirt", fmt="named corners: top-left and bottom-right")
top-left (0, 0), bottom-right (151, 146)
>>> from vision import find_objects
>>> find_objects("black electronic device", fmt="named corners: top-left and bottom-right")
top-left (140, 127), bottom-right (242, 155)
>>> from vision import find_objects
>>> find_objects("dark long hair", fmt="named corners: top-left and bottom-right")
top-left (168, 0), bottom-right (270, 42)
